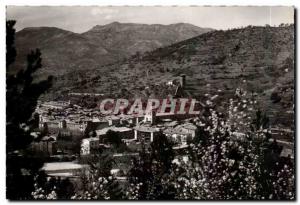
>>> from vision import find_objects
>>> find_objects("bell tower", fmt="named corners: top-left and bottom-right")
top-left (180, 74), bottom-right (186, 88)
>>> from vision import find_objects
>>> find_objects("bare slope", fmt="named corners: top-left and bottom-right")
top-left (69, 25), bottom-right (294, 128)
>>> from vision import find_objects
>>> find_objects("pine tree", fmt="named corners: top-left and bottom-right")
top-left (6, 20), bottom-right (52, 200)
top-left (6, 21), bottom-right (52, 151)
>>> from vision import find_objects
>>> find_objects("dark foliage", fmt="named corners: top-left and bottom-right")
top-left (6, 20), bottom-right (52, 200)
top-left (127, 134), bottom-right (175, 199)
top-left (6, 20), bottom-right (16, 67)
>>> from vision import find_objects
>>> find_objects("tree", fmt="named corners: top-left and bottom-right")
top-left (127, 133), bottom-right (176, 200)
top-left (73, 153), bottom-right (124, 200)
top-left (6, 20), bottom-right (16, 67)
top-left (171, 96), bottom-right (294, 200)
top-left (104, 130), bottom-right (130, 153)
top-left (7, 43), bottom-right (52, 150)
top-left (32, 174), bottom-right (75, 200)
top-left (150, 132), bottom-right (174, 172)
top-left (126, 144), bottom-right (154, 200)
top-left (6, 20), bottom-right (52, 200)
top-left (105, 130), bottom-right (122, 147)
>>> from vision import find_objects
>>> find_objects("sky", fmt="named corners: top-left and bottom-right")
top-left (6, 6), bottom-right (294, 33)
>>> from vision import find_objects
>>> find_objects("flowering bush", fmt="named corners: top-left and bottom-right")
top-left (32, 185), bottom-right (57, 200)
top-left (72, 154), bottom-right (124, 200)
top-left (169, 89), bottom-right (294, 200)
top-left (31, 176), bottom-right (57, 200)
top-left (71, 175), bottom-right (115, 200)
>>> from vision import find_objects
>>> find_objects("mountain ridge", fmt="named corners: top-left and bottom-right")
top-left (11, 22), bottom-right (212, 78)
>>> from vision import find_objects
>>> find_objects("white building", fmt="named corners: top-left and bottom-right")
top-left (144, 109), bottom-right (156, 124)
top-left (41, 162), bottom-right (88, 177)
top-left (40, 101), bottom-right (71, 110)
top-left (81, 137), bottom-right (99, 155)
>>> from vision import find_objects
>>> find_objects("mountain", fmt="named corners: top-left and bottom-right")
top-left (66, 25), bottom-right (294, 129)
top-left (11, 22), bottom-right (212, 80)
top-left (13, 27), bottom-right (111, 78)
top-left (82, 22), bottom-right (212, 57)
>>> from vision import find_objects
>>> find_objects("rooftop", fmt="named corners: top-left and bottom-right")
top-left (96, 126), bottom-right (133, 136)
top-left (41, 162), bottom-right (88, 171)
top-left (134, 125), bottom-right (160, 133)
top-left (82, 137), bottom-right (99, 142)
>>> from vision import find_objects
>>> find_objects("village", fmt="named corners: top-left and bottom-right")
top-left (27, 75), bottom-right (204, 181)
top-left (26, 73), bottom-right (294, 185)
top-left (30, 99), bottom-right (200, 180)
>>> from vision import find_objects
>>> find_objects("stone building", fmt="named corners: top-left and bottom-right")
top-left (96, 126), bottom-right (134, 143)
top-left (133, 125), bottom-right (160, 142)
top-left (30, 136), bottom-right (57, 155)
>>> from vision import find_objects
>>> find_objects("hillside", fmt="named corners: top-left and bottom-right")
top-left (11, 22), bottom-right (211, 80)
top-left (13, 27), bottom-right (110, 78)
top-left (82, 22), bottom-right (212, 57)
top-left (60, 25), bottom-right (294, 129)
